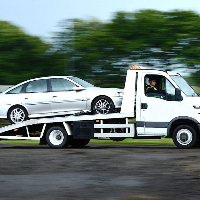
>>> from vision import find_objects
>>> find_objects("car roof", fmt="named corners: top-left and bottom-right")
top-left (17, 76), bottom-right (76, 84)
top-left (27, 76), bottom-right (74, 81)
top-left (2, 76), bottom-right (77, 94)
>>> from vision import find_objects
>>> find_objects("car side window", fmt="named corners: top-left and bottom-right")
top-left (26, 80), bottom-right (47, 93)
top-left (7, 85), bottom-right (24, 94)
top-left (51, 78), bottom-right (76, 92)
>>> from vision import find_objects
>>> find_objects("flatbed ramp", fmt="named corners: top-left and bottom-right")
top-left (0, 112), bottom-right (135, 140)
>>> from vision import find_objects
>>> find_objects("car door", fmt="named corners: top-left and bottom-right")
top-left (23, 79), bottom-right (52, 115)
top-left (137, 74), bottom-right (181, 136)
top-left (49, 78), bottom-right (87, 113)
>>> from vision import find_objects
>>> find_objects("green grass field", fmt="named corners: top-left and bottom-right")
top-left (0, 137), bottom-right (175, 146)
top-left (90, 137), bottom-right (174, 146)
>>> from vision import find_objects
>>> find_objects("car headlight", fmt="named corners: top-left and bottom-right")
top-left (193, 105), bottom-right (200, 109)
top-left (115, 92), bottom-right (123, 97)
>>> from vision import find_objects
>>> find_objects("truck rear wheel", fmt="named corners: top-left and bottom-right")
top-left (172, 125), bottom-right (197, 148)
top-left (70, 139), bottom-right (90, 148)
top-left (46, 126), bottom-right (69, 148)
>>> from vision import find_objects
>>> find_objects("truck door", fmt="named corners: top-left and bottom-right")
top-left (137, 73), bottom-right (181, 136)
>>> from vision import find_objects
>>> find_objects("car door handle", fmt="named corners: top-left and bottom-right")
top-left (141, 103), bottom-right (148, 109)
top-left (52, 96), bottom-right (57, 98)
top-left (25, 98), bottom-right (28, 100)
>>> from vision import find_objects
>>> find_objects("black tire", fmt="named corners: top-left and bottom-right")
top-left (46, 126), bottom-right (69, 149)
top-left (92, 96), bottom-right (114, 114)
top-left (8, 105), bottom-right (28, 124)
top-left (173, 125), bottom-right (197, 148)
top-left (70, 139), bottom-right (90, 148)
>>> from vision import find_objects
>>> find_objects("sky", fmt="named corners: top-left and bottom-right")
top-left (0, 0), bottom-right (200, 42)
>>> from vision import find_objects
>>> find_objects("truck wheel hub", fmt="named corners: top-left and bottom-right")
top-left (177, 129), bottom-right (192, 145)
top-left (56, 135), bottom-right (61, 140)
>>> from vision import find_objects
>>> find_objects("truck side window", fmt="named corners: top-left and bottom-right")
top-left (165, 79), bottom-right (176, 101)
top-left (144, 75), bottom-right (176, 101)
top-left (145, 75), bottom-right (165, 99)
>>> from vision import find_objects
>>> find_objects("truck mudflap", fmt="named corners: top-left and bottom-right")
top-left (73, 121), bottom-right (94, 139)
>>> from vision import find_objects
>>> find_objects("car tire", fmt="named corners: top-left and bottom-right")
top-left (92, 96), bottom-right (114, 114)
top-left (8, 105), bottom-right (28, 124)
top-left (46, 126), bottom-right (69, 149)
top-left (172, 125), bottom-right (197, 148)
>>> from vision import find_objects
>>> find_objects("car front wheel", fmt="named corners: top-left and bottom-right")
top-left (92, 96), bottom-right (114, 114)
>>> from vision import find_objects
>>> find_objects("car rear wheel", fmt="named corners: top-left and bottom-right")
top-left (92, 96), bottom-right (114, 114)
top-left (8, 106), bottom-right (28, 124)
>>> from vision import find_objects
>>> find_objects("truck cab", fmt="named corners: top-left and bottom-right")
top-left (121, 67), bottom-right (200, 148)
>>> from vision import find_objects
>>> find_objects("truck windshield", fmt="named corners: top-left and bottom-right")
top-left (170, 75), bottom-right (198, 97)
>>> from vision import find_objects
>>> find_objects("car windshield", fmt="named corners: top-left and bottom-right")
top-left (170, 75), bottom-right (198, 97)
top-left (68, 77), bottom-right (94, 88)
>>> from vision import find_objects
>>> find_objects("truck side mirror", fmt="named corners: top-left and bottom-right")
top-left (175, 88), bottom-right (183, 101)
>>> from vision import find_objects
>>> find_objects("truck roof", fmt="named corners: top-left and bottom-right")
top-left (129, 65), bottom-right (180, 76)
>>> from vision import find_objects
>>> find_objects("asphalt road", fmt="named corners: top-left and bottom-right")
top-left (0, 143), bottom-right (200, 200)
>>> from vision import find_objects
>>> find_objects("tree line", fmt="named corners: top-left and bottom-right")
top-left (1, 9), bottom-right (200, 87)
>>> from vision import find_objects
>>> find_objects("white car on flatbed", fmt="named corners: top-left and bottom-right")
top-left (0, 76), bottom-right (123, 124)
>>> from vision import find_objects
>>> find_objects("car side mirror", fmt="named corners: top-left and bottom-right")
top-left (175, 88), bottom-right (183, 101)
top-left (72, 86), bottom-right (85, 91)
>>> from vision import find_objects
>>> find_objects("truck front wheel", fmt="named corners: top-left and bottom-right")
top-left (46, 126), bottom-right (69, 148)
top-left (172, 125), bottom-right (197, 148)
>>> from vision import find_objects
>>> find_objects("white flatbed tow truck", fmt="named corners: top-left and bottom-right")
top-left (0, 112), bottom-right (134, 148)
top-left (1, 65), bottom-right (200, 149)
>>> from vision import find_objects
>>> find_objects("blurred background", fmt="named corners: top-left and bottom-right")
top-left (0, 0), bottom-right (200, 89)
